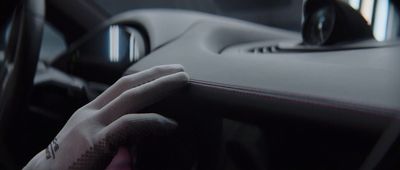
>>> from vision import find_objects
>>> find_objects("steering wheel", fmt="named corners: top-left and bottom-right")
top-left (0, 0), bottom-right (45, 169)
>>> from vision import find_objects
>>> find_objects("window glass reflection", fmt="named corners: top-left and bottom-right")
top-left (373, 0), bottom-right (389, 41)
top-left (109, 25), bottom-right (120, 62)
top-left (348, 0), bottom-right (361, 10)
top-left (360, 0), bottom-right (375, 24)
top-left (343, 0), bottom-right (399, 41)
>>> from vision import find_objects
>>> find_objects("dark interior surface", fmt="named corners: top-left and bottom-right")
top-left (0, 1), bottom-right (399, 169)
top-left (54, 9), bottom-right (399, 131)
top-left (45, 9), bottom-right (400, 169)
top-left (94, 0), bottom-right (303, 32)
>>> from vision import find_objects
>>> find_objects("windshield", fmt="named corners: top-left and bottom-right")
top-left (94, 0), bottom-right (400, 42)
top-left (94, 0), bottom-right (303, 32)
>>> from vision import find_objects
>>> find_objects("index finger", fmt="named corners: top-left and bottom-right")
top-left (86, 64), bottom-right (184, 109)
top-left (96, 72), bottom-right (189, 125)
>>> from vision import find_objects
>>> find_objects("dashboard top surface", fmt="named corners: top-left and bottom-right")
top-left (53, 10), bottom-right (400, 129)
top-left (118, 10), bottom-right (400, 116)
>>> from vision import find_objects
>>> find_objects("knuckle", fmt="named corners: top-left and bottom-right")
top-left (146, 113), bottom-right (162, 119)
top-left (118, 75), bottom-right (131, 84)
top-left (120, 88), bottom-right (138, 99)
top-left (146, 113), bottom-right (168, 123)
top-left (151, 65), bottom-right (165, 74)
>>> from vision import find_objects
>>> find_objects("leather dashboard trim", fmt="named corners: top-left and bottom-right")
top-left (189, 79), bottom-right (396, 132)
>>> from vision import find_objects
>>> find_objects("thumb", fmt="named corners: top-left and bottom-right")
top-left (97, 113), bottom-right (178, 148)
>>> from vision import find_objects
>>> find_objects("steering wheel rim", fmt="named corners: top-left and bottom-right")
top-left (0, 0), bottom-right (45, 169)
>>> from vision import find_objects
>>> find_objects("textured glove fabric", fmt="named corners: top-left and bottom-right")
top-left (24, 64), bottom-right (189, 170)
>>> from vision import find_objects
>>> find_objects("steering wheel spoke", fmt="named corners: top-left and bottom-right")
top-left (0, 0), bottom-right (45, 169)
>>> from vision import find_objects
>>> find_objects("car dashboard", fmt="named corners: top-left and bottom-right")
top-left (49, 9), bottom-right (400, 132)
top-left (28, 8), bottom-right (400, 170)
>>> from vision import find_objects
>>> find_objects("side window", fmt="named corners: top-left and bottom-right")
top-left (39, 24), bottom-right (67, 61)
top-left (1, 23), bottom-right (66, 61)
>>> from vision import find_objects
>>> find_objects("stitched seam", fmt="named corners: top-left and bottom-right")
top-left (189, 79), bottom-right (398, 117)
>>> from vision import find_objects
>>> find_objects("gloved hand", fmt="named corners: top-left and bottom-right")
top-left (24, 64), bottom-right (189, 170)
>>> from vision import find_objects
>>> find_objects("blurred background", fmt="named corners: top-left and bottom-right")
top-left (94, 0), bottom-right (304, 32)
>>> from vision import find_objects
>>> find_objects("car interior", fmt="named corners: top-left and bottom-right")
top-left (0, 0), bottom-right (399, 169)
